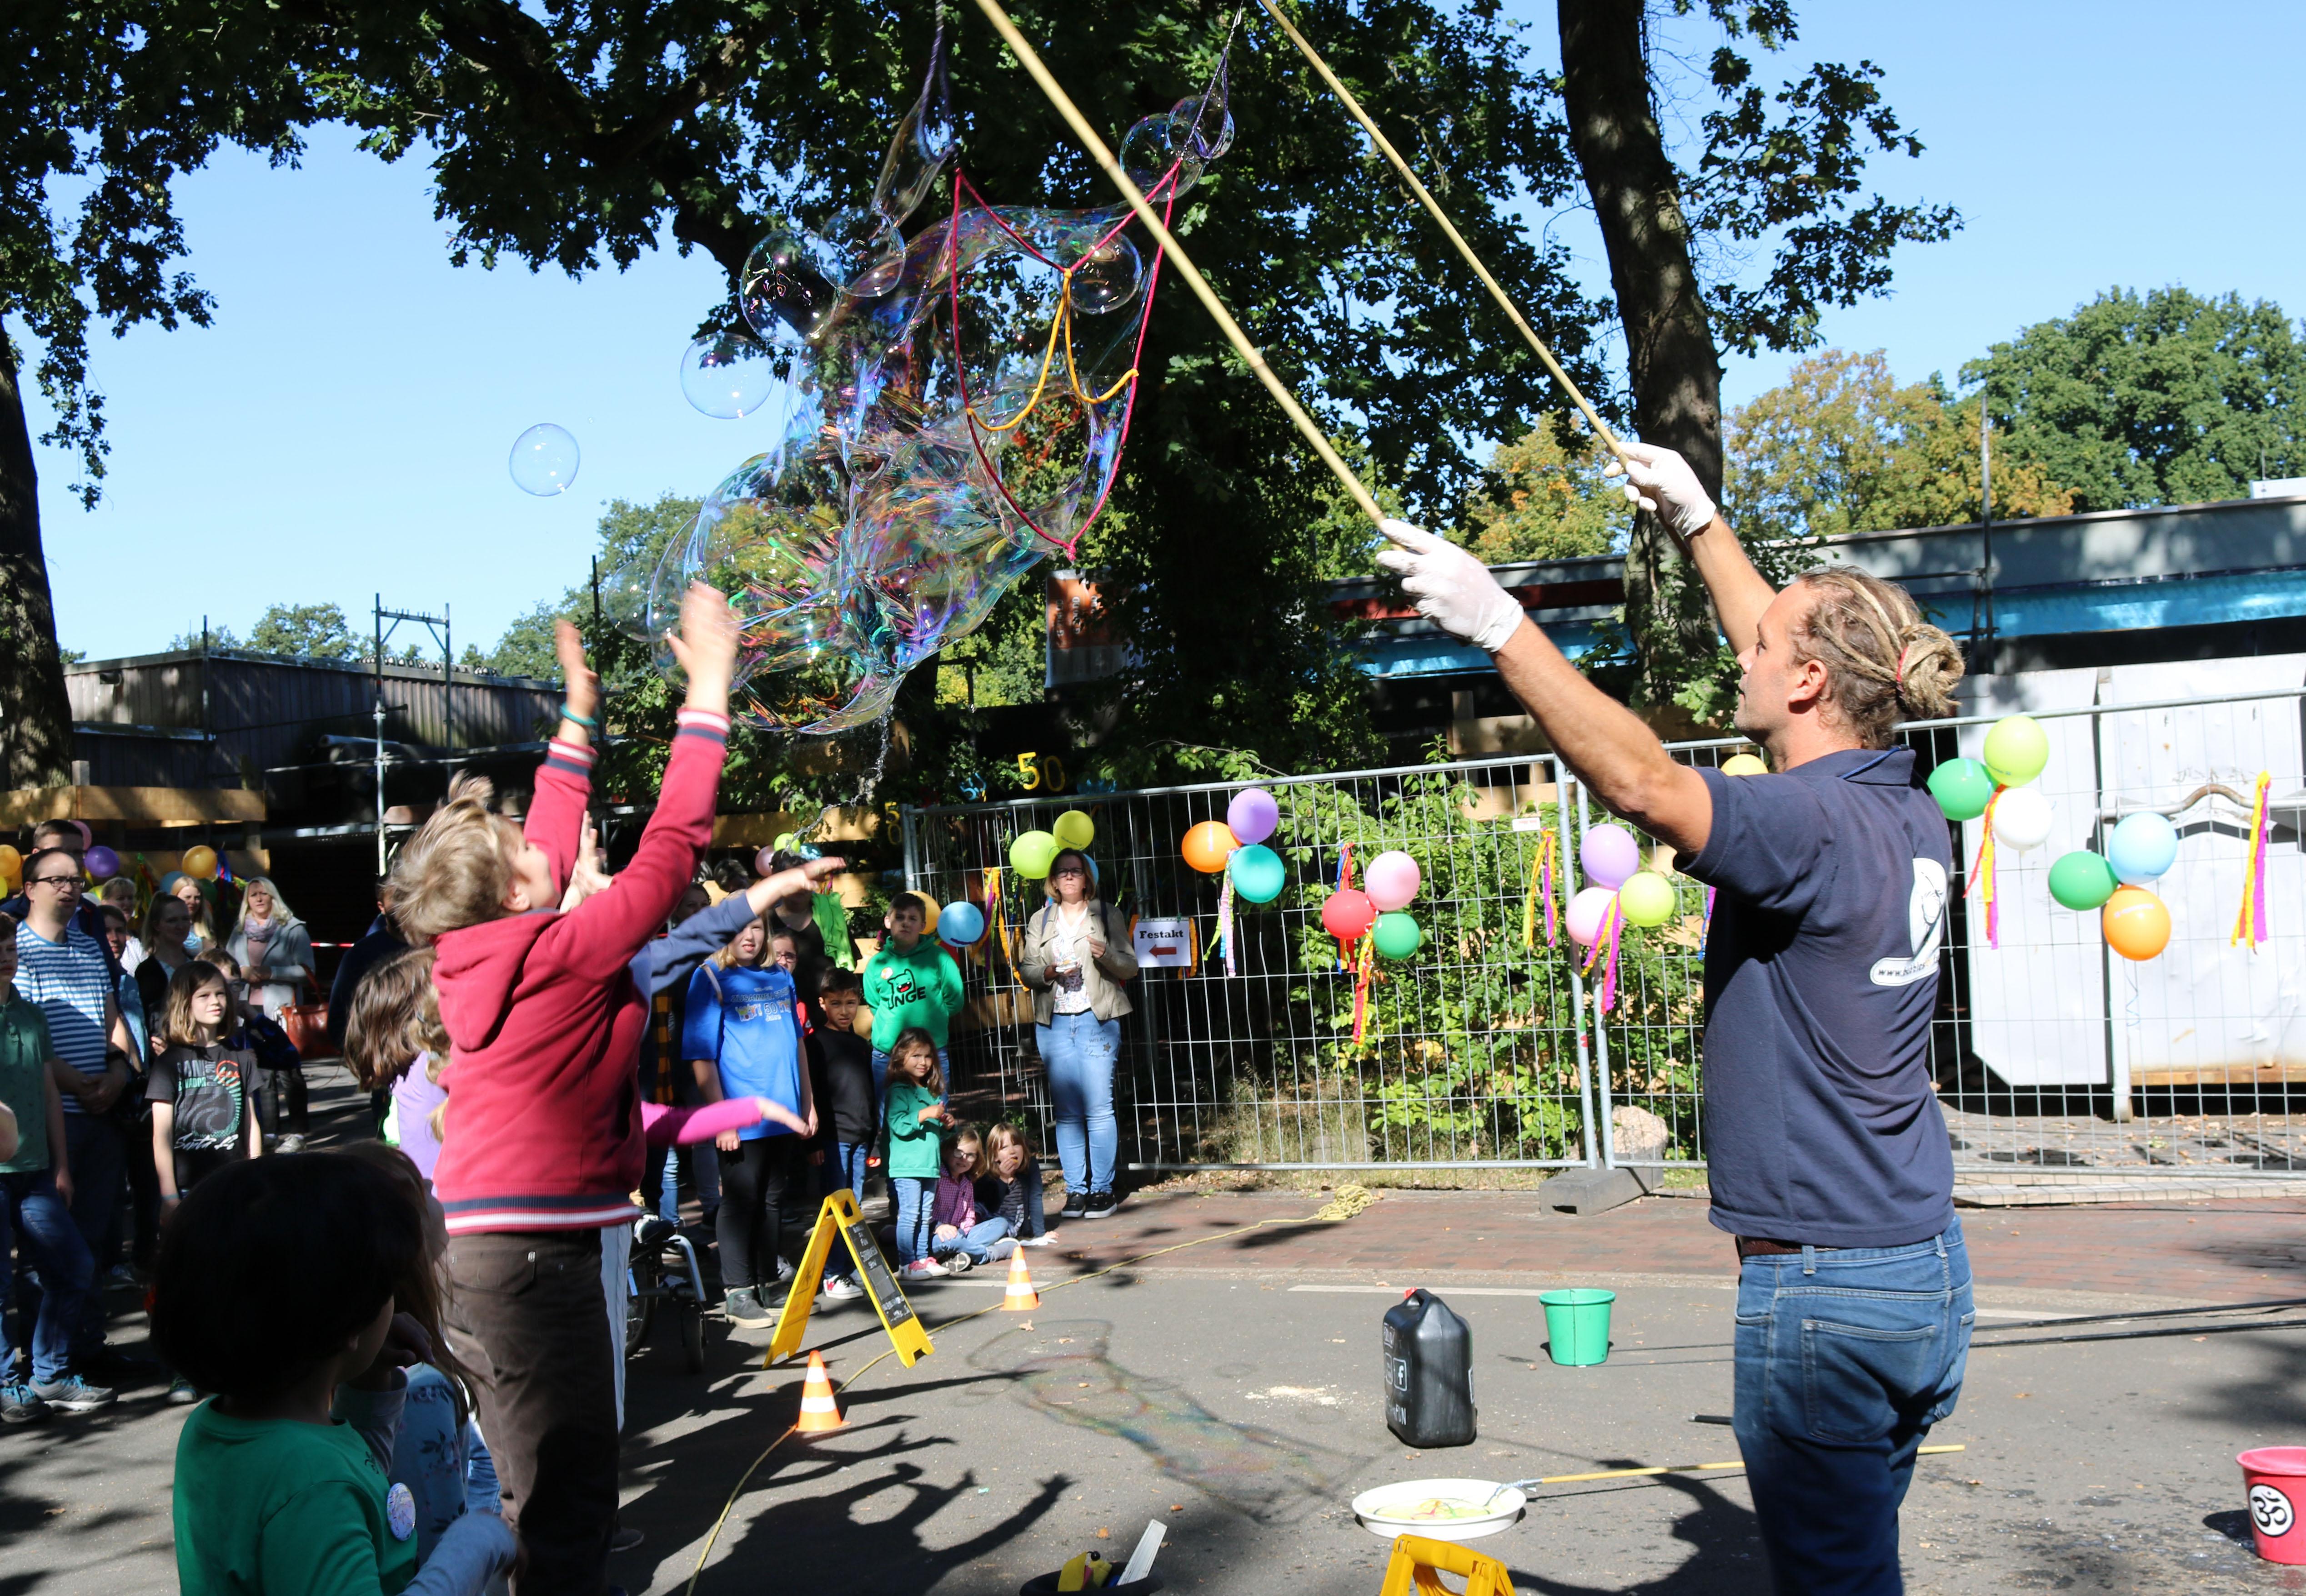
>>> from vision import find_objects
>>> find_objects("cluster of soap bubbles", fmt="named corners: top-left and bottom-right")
top-left (591, 51), bottom-right (1233, 735)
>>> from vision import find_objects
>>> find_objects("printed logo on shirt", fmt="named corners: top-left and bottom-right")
top-left (878, 964), bottom-right (925, 1006)
top-left (731, 997), bottom-right (791, 1025)
top-left (386, 1481), bottom-right (417, 1541)
top-left (1869, 858), bottom-right (1948, 988)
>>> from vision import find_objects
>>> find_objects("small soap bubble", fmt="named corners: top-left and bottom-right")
top-left (680, 330), bottom-right (793, 421)
top-left (508, 423), bottom-right (580, 495)
top-left (1070, 235), bottom-right (1145, 315)
top-left (1120, 114), bottom-right (1204, 198)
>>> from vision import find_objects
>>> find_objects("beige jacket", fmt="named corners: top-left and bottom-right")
top-left (1016, 899), bottom-right (1138, 1025)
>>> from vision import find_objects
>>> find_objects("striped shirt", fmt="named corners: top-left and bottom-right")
top-left (14, 921), bottom-right (115, 1113)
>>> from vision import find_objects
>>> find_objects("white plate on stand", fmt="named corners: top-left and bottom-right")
top-left (1350, 1477), bottom-right (1527, 1541)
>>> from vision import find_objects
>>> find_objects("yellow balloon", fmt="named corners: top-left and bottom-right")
top-left (1720, 753), bottom-right (1768, 777)
top-left (1052, 809), bottom-right (1096, 850)
top-left (1616, 871), bottom-right (1677, 928)
top-left (0, 844), bottom-right (18, 882)
top-left (181, 845), bottom-right (218, 881)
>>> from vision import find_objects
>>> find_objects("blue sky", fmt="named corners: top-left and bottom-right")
top-left (31, 1), bottom-right (2306, 662)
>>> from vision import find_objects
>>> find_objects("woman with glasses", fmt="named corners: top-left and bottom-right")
top-left (1017, 848), bottom-right (1138, 1221)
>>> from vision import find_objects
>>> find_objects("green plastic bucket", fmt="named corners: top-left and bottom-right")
top-left (1539, 1288), bottom-right (1616, 1366)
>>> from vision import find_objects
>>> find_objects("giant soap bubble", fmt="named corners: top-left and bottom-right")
top-left (509, 423), bottom-right (580, 495)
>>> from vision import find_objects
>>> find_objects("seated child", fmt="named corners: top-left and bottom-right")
top-left (931, 1127), bottom-right (1014, 1271)
top-left (153, 1153), bottom-right (516, 1596)
top-left (975, 1121), bottom-right (1052, 1247)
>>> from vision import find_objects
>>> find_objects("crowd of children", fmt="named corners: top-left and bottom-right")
top-left (0, 588), bottom-right (1139, 1596)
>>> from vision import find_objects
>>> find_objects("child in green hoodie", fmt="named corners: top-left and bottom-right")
top-left (861, 895), bottom-right (964, 1101)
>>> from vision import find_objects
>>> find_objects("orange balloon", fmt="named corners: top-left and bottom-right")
top-left (181, 845), bottom-right (219, 882)
top-left (1181, 821), bottom-right (1241, 875)
top-left (2101, 885), bottom-right (2171, 961)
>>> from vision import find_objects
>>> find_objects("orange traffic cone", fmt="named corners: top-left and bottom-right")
top-left (1001, 1246), bottom-right (1040, 1311)
top-left (794, 1350), bottom-right (846, 1434)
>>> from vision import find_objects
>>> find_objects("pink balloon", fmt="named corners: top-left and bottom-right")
top-left (1565, 886), bottom-right (1618, 947)
top-left (1580, 823), bottom-right (1640, 891)
top-left (1226, 787), bottom-right (1279, 846)
top-left (1364, 850), bottom-right (1421, 911)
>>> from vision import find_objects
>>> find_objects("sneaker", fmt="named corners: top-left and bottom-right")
top-left (903, 1258), bottom-right (949, 1280)
top-left (105, 1263), bottom-right (140, 1286)
top-left (822, 1275), bottom-right (866, 1301)
top-left (1083, 1191), bottom-right (1118, 1220)
top-left (0, 1383), bottom-right (48, 1423)
top-left (1061, 1191), bottom-right (1089, 1221)
top-left (940, 1252), bottom-right (974, 1276)
top-left (29, 1376), bottom-right (115, 1414)
top-left (608, 1526), bottom-right (646, 1553)
top-left (273, 1133), bottom-right (307, 1155)
top-left (167, 1376), bottom-right (200, 1406)
top-left (1019, 1234), bottom-right (1053, 1248)
top-left (722, 1288), bottom-right (774, 1329)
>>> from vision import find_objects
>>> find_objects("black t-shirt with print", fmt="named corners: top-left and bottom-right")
top-left (146, 1043), bottom-right (256, 1151)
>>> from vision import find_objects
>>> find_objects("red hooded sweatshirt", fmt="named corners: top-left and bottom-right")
top-left (431, 709), bottom-right (727, 1235)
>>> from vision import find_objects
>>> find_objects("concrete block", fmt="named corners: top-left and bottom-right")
top-left (1536, 1166), bottom-right (1649, 1216)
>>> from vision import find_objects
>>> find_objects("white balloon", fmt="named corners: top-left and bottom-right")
top-left (1991, 786), bottom-right (2054, 852)
top-left (1565, 885), bottom-right (1618, 947)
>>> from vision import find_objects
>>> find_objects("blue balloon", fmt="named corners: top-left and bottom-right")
top-left (2106, 811), bottom-right (2178, 885)
top-left (1227, 843), bottom-right (1286, 904)
top-left (938, 901), bottom-right (988, 946)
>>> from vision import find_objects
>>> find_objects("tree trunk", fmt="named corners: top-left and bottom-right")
top-left (1557, 0), bottom-right (1726, 688)
top-left (0, 340), bottom-right (76, 788)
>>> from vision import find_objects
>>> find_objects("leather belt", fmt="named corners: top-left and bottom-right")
top-left (1736, 1236), bottom-right (1840, 1259)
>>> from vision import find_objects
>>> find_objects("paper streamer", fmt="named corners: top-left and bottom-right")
top-left (2233, 769), bottom-right (2271, 950)
top-left (1350, 929), bottom-right (1376, 1042)
top-left (1215, 870), bottom-right (1238, 977)
top-left (1701, 885), bottom-right (1716, 953)
top-left (1578, 895), bottom-right (1625, 1015)
top-left (1965, 787), bottom-right (2003, 950)
top-left (1334, 842), bottom-right (1356, 971)
top-left (1524, 832), bottom-right (1559, 950)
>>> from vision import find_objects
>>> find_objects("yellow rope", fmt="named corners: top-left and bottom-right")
top-left (965, 265), bottom-right (1146, 436)
top-left (681, 1184), bottom-right (1379, 1591)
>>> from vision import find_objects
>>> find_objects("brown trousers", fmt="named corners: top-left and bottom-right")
top-left (445, 1229), bottom-right (619, 1596)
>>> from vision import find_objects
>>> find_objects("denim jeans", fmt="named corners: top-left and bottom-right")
top-left (642, 1141), bottom-right (720, 1226)
top-left (1039, 1012), bottom-right (1119, 1194)
top-left (937, 1214), bottom-right (1013, 1265)
top-left (0, 1170), bottom-right (93, 1386)
top-left (1733, 1217), bottom-right (1973, 1596)
top-left (891, 1177), bottom-right (937, 1265)
top-left (60, 1116), bottom-right (124, 1357)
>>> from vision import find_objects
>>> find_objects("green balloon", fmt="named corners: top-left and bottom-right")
top-left (1227, 843), bottom-right (1286, 904)
top-left (1927, 757), bottom-right (1995, 821)
top-left (1009, 829), bottom-right (1058, 880)
top-left (1372, 911), bottom-right (1423, 960)
top-left (1616, 871), bottom-right (1677, 929)
top-left (1983, 715), bottom-right (2050, 788)
top-left (2048, 849), bottom-right (2119, 911)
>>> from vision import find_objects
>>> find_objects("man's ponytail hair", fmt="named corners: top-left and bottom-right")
top-left (388, 773), bottom-right (517, 946)
top-left (1789, 567), bottom-right (1964, 748)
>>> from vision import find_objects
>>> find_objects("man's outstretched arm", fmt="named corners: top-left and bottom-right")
top-left (1606, 442), bottom-right (1776, 658)
top-left (1376, 522), bottom-right (1713, 857)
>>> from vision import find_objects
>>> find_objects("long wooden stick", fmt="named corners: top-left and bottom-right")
top-left (970, 0), bottom-right (1388, 527)
top-left (1256, 0), bottom-right (1624, 456)
top-left (1531, 1444), bottom-right (1965, 1487)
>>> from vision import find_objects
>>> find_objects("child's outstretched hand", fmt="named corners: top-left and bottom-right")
top-left (555, 620), bottom-right (601, 740)
top-left (665, 582), bottom-right (739, 716)
top-left (748, 854), bottom-right (848, 917)
top-left (752, 1096), bottom-right (809, 1136)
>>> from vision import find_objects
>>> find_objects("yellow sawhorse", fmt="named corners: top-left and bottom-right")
top-left (1378, 1534), bottom-right (1515, 1596)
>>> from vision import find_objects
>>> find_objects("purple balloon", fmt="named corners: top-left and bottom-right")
top-left (1227, 787), bottom-right (1279, 846)
top-left (1579, 823), bottom-right (1640, 891)
top-left (84, 846), bottom-right (121, 882)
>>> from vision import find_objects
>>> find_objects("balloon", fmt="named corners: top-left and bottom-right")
top-left (1227, 843), bottom-right (1286, 904)
top-left (1720, 753), bottom-right (1768, 777)
top-left (1983, 715), bottom-right (2050, 788)
top-left (1009, 830), bottom-right (1058, 879)
top-left (508, 423), bottom-right (580, 495)
top-left (1226, 787), bottom-right (1278, 846)
top-left (0, 844), bottom-right (17, 883)
top-left (1565, 886), bottom-right (1618, 948)
top-left (1616, 871), bottom-right (1676, 929)
top-left (938, 901), bottom-right (987, 946)
top-left (181, 846), bottom-right (219, 881)
top-left (1363, 850), bottom-right (1422, 912)
top-left (1371, 911), bottom-right (1422, 960)
top-left (2106, 811), bottom-right (2179, 885)
top-left (1052, 810), bottom-right (1096, 850)
top-left (2102, 886), bottom-right (2171, 961)
top-left (1181, 821), bottom-right (1240, 874)
top-left (2047, 850), bottom-right (2119, 911)
top-left (1927, 758), bottom-right (1995, 822)
top-left (1579, 824), bottom-right (1640, 891)
top-left (83, 846), bottom-right (120, 882)
top-left (1990, 787), bottom-right (2053, 851)
top-left (1320, 888), bottom-right (1377, 941)
top-left (755, 846), bottom-right (780, 876)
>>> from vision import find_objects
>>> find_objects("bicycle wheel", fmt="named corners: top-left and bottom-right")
top-left (625, 1254), bottom-right (657, 1357)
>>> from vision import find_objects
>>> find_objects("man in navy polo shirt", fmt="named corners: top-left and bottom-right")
top-left (1379, 441), bottom-right (1971, 1595)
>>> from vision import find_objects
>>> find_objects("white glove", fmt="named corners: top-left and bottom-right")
top-left (1601, 440), bottom-right (1717, 538)
top-left (1374, 520), bottom-right (1525, 653)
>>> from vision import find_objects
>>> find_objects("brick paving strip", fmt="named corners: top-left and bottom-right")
top-left (975, 1186), bottom-right (2306, 1311)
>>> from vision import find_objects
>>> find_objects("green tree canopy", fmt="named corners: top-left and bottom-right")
top-left (245, 600), bottom-right (365, 660)
top-left (1456, 418), bottom-right (1629, 565)
top-left (1725, 349), bottom-right (2075, 541)
top-left (1964, 286), bottom-right (2306, 512)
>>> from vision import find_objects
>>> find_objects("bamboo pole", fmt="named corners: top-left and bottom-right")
top-left (1255, 0), bottom-right (1624, 456)
top-left (969, 0), bottom-right (1389, 527)
top-left (1531, 1444), bottom-right (1965, 1487)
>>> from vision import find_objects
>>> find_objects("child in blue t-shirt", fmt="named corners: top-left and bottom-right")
top-left (683, 918), bottom-right (814, 1329)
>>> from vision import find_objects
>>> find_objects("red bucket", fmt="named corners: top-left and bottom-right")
top-left (2238, 1448), bottom-right (2306, 1562)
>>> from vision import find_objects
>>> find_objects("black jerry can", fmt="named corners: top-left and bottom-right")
top-left (1382, 1288), bottom-right (1476, 1447)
